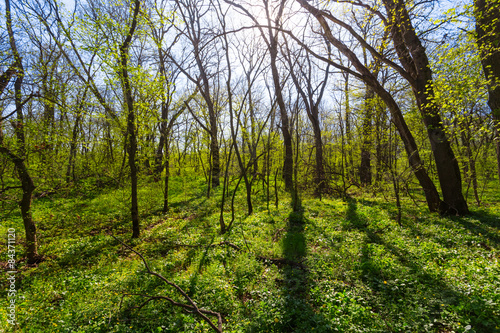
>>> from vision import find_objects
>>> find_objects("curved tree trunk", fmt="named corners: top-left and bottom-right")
top-left (296, 0), bottom-right (443, 212)
top-left (2, 0), bottom-right (38, 264)
top-left (383, 0), bottom-right (468, 215)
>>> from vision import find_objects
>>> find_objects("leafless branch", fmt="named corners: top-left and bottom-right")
top-left (111, 236), bottom-right (223, 332)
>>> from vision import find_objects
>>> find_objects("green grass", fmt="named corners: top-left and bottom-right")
top-left (1, 177), bottom-right (499, 332)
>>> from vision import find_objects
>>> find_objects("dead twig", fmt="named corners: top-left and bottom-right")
top-left (111, 236), bottom-right (223, 332)
top-left (256, 256), bottom-right (307, 270)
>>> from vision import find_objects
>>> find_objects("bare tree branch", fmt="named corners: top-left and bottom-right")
top-left (111, 236), bottom-right (223, 332)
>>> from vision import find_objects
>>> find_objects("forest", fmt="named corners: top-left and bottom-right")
top-left (0, 0), bottom-right (499, 332)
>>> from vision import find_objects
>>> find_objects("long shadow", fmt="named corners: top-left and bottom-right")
top-left (346, 197), bottom-right (500, 247)
top-left (346, 200), bottom-right (499, 332)
top-left (279, 202), bottom-right (330, 332)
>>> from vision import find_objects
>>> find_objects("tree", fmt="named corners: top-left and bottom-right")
top-left (295, 0), bottom-right (469, 215)
top-left (0, 0), bottom-right (39, 264)
top-left (167, 0), bottom-right (222, 190)
top-left (382, 0), bottom-right (468, 215)
top-left (224, 0), bottom-right (295, 192)
top-left (475, 0), bottom-right (500, 184)
top-left (119, 0), bottom-right (141, 238)
top-left (282, 37), bottom-right (331, 196)
top-left (294, 0), bottom-right (443, 213)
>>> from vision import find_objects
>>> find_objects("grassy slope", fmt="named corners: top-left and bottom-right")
top-left (1, 176), bottom-right (499, 333)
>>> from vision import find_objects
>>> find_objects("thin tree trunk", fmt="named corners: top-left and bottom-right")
top-left (119, 0), bottom-right (141, 238)
top-left (2, 0), bottom-right (38, 264)
top-left (359, 88), bottom-right (374, 186)
top-left (163, 142), bottom-right (170, 213)
top-left (66, 112), bottom-right (81, 184)
top-left (266, 0), bottom-right (294, 192)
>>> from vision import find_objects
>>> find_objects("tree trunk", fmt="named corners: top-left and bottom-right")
top-left (344, 74), bottom-right (353, 178)
top-left (3, 0), bottom-right (38, 263)
top-left (270, 50), bottom-right (294, 192)
top-left (359, 87), bottom-right (374, 186)
top-left (268, 1), bottom-right (293, 192)
top-left (66, 112), bottom-right (81, 184)
top-left (18, 160), bottom-right (37, 263)
top-left (383, 0), bottom-right (468, 215)
top-left (312, 119), bottom-right (327, 196)
top-left (163, 143), bottom-right (170, 213)
top-left (475, 0), bottom-right (500, 184)
top-left (119, 0), bottom-right (141, 238)
top-left (295, 0), bottom-right (444, 212)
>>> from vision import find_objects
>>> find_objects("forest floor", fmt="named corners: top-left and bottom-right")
top-left (1, 176), bottom-right (499, 332)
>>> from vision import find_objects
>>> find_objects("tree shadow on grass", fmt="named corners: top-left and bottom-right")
top-left (345, 200), bottom-right (499, 332)
top-left (279, 202), bottom-right (331, 332)
top-left (346, 196), bottom-right (500, 247)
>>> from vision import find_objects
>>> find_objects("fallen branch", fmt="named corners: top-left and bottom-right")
top-left (213, 241), bottom-right (241, 251)
top-left (160, 241), bottom-right (241, 252)
top-left (112, 236), bottom-right (223, 332)
top-left (256, 256), bottom-right (307, 270)
top-left (123, 293), bottom-right (222, 317)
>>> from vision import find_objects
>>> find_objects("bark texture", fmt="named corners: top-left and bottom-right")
top-left (475, 0), bottom-right (500, 184)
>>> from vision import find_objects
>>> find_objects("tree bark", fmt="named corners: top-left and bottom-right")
top-left (267, 0), bottom-right (294, 192)
top-left (2, 0), bottom-right (38, 264)
top-left (296, 0), bottom-right (443, 212)
top-left (270, 38), bottom-right (294, 191)
top-left (383, 0), bottom-right (468, 215)
top-left (119, 0), bottom-right (141, 238)
top-left (475, 0), bottom-right (500, 185)
top-left (283, 42), bottom-right (329, 196)
top-left (359, 87), bottom-right (374, 186)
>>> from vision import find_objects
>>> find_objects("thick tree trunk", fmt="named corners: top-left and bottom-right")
top-left (475, 0), bottom-right (500, 184)
top-left (0, 146), bottom-right (38, 264)
top-left (312, 120), bottom-right (327, 196)
top-left (382, 0), bottom-right (468, 215)
top-left (296, 0), bottom-right (444, 212)
top-left (126, 102), bottom-right (139, 238)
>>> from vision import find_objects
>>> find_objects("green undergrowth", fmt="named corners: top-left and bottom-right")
top-left (1, 177), bottom-right (499, 332)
